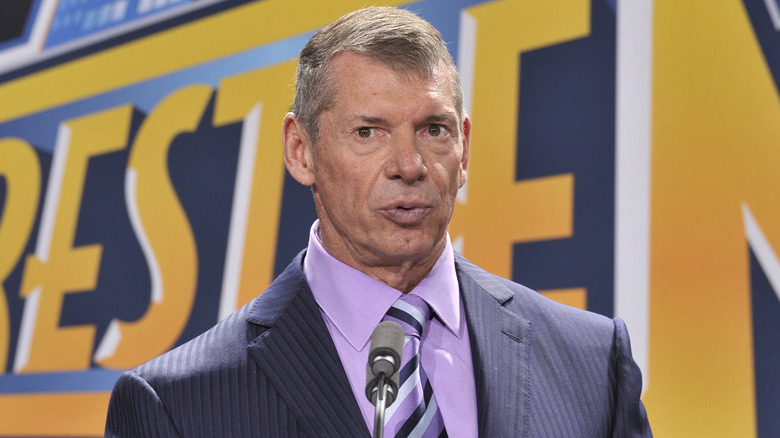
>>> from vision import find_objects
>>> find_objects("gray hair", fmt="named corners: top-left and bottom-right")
top-left (291, 6), bottom-right (464, 143)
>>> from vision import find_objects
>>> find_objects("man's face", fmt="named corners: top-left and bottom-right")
top-left (285, 51), bottom-right (470, 282)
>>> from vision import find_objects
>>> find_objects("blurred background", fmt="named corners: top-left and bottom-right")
top-left (0, 0), bottom-right (778, 436)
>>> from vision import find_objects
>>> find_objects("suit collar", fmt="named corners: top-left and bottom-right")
top-left (244, 251), bottom-right (531, 437)
top-left (456, 254), bottom-right (531, 438)
top-left (245, 251), bottom-right (370, 437)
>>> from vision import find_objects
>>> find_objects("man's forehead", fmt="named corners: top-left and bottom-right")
top-left (329, 50), bottom-right (445, 84)
top-left (321, 52), bottom-right (459, 123)
top-left (329, 55), bottom-right (451, 96)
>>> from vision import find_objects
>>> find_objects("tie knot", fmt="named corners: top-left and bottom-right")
top-left (383, 294), bottom-right (430, 338)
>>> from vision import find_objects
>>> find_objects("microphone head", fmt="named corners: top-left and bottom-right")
top-left (365, 321), bottom-right (404, 406)
top-left (369, 321), bottom-right (404, 375)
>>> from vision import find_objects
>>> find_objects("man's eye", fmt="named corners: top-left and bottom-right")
top-left (357, 127), bottom-right (372, 138)
top-left (427, 125), bottom-right (444, 136)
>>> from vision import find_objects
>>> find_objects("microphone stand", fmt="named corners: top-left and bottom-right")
top-left (372, 373), bottom-right (390, 438)
top-left (366, 321), bottom-right (402, 438)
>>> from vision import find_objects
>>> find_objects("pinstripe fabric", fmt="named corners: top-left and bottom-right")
top-left (455, 254), bottom-right (651, 437)
top-left (106, 252), bottom-right (368, 437)
top-left (106, 251), bottom-right (650, 437)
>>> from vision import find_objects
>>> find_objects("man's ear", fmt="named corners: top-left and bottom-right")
top-left (283, 113), bottom-right (315, 186)
top-left (458, 115), bottom-right (471, 188)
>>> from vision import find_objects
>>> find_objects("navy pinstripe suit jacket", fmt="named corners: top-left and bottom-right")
top-left (105, 252), bottom-right (651, 437)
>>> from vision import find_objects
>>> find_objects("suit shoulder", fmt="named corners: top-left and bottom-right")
top-left (132, 253), bottom-right (308, 383)
top-left (134, 301), bottom-right (257, 383)
top-left (505, 277), bottom-right (612, 331)
top-left (455, 254), bottom-right (614, 341)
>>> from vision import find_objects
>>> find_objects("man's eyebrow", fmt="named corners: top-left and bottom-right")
top-left (347, 113), bottom-right (458, 125)
top-left (422, 113), bottom-right (458, 124)
top-left (350, 115), bottom-right (387, 125)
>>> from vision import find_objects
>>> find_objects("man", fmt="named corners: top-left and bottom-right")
top-left (106, 6), bottom-right (651, 437)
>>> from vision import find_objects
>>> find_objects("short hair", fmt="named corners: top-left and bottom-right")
top-left (291, 6), bottom-right (463, 143)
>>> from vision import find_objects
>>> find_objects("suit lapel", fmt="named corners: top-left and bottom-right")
top-left (245, 254), bottom-right (369, 437)
top-left (241, 252), bottom-right (530, 437)
top-left (456, 255), bottom-right (531, 438)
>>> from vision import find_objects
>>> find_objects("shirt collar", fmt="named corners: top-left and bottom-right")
top-left (303, 220), bottom-right (463, 351)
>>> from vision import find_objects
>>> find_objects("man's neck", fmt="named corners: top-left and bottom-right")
top-left (354, 258), bottom-right (438, 293)
top-left (315, 223), bottom-right (447, 293)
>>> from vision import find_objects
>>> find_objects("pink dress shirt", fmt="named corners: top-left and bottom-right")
top-left (303, 221), bottom-right (478, 436)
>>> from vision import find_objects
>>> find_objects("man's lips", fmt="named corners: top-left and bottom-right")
top-left (380, 202), bottom-right (431, 225)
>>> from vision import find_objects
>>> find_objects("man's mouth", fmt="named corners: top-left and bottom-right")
top-left (382, 204), bottom-right (430, 225)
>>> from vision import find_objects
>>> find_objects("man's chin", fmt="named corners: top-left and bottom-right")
top-left (374, 236), bottom-right (444, 263)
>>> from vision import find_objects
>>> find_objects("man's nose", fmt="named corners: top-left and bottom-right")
top-left (385, 133), bottom-right (427, 183)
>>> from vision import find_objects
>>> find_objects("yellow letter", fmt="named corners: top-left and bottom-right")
top-left (212, 61), bottom-right (296, 318)
top-left (641, 0), bottom-right (780, 434)
top-left (451, 0), bottom-right (588, 284)
top-left (95, 86), bottom-right (210, 369)
top-left (0, 139), bottom-right (41, 372)
top-left (15, 106), bottom-right (133, 373)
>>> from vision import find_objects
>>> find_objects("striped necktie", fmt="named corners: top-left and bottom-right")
top-left (381, 294), bottom-right (447, 438)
